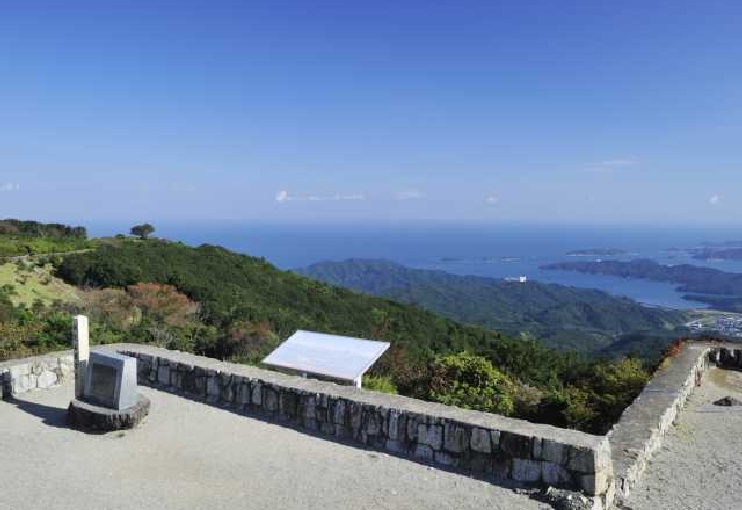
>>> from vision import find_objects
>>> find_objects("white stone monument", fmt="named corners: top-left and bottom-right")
top-left (67, 314), bottom-right (150, 431)
top-left (72, 315), bottom-right (89, 399)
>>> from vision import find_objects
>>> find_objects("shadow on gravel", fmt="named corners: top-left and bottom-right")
top-left (7, 396), bottom-right (108, 435)
top-left (8, 397), bottom-right (69, 429)
top-left (138, 384), bottom-right (545, 495)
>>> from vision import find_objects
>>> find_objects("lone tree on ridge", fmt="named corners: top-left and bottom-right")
top-left (130, 223), bottom-right (156, 240)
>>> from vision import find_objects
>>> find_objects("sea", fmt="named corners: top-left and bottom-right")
top-left (86, 221), bottom-right (742, 311)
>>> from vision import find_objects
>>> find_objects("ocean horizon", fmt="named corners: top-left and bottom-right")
top-left (84, 220), bottom-right (742, 310)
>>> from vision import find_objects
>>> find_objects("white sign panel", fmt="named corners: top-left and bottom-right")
top-left (262, 330), bottom-right (390, 383)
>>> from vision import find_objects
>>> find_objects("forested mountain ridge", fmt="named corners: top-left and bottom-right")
top-left (55, 242), bottom-right (525, 363)
top-left (297, 258), bottom-right (687, 352)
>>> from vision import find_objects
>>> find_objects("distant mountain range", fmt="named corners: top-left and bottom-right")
top-left (566, 248), bottom-right (627, 257)
top-left (296, 258), bottom-right (688, 355)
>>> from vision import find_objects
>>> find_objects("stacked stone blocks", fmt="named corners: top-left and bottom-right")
top-left (119, 347), bottom-right (614, 501)
top-left (609, 343), bottom-right (741, 505)
top-left (9, 342), bottom-right (741, 510)
top-left (0, 353), bottom-right (74, 399)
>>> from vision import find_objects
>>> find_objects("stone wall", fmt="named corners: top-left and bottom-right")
top-left (0, 344), bottom-right (616, 507)
top-left (608, 343), bottom-right (740, 505)
top-left (103, 343), bottom-right (615, 507)
top-left (711, 346), bottom-right (742, 370)
top-left (0, 351), bottom-right (75, 399)
top-left (4, 341), bottom-right (739, 509)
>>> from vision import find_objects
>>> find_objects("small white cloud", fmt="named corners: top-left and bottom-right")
top-left (395, 190), bottom-right (424, 200)
top-left (486, 196), bottom-right (500, 205)
top-left (600, 158), bottom-right (637, 167)
top-left (709, 195), bottom-right (721, 206)
top-left (333, 193), bottom-right (365, 201)
top-left (586, 158), bottom-right (638, 173)
top-left (0, 183), bottom-right (19, 192)
top-left (276, 190), bottom-right (365, 202)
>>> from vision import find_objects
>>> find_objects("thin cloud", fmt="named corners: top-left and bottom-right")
top-left (709, 195), bottom-right (721, 206)
top-left (486, 196), bottom-right (500, 205)
top-left (600, 158), bottom-right (637, 167)
top-left (276, 191), bottom-right (365, 202)
top-left (0, 183), bottom-right (20, 192)
top-left (395, 190), bottom-right (424, 200)
top-left (586, 158), bottom-right (639, 173)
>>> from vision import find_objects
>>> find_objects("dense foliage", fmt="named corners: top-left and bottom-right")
top-left (427, 352), bottom-right (515, 415)
top-left (0, 219), bottom-right (92, 258)
top-left (56, 241), bottom-right (520, 360)
top-left (0, 288), bottom-right (76, 360)
top-left (297, 258), bottom-right (687, 353)
top-left (51, 240), bottom-right (654, 434)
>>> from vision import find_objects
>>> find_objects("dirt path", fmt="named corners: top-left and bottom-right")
top-left (624, 368), bottom-right (742, 510)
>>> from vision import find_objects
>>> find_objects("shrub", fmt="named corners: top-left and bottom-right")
top-left (363, 375), bottom-right (398, 394)
top-left (428, 352), bottom-right (515, 416)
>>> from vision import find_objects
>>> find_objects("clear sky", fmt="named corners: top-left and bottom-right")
top-left (1, 1), bottom-right (740, 225)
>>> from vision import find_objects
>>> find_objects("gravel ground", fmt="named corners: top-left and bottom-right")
top-left (624, 368), bottom-right (742, 510)
top-left (0, 383), bottom-right (546, 510)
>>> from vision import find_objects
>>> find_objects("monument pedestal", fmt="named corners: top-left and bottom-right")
top-left (67, 394), bottom-right (150, 432)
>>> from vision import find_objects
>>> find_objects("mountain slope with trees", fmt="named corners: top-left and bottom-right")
top-left (0, 219), bottom-right (93, 258)
top-left (45, 239), bottom-right (663, 433)
top-left (297, 258), bottom-right (687, 353)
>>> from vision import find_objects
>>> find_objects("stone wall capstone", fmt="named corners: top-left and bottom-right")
top-left (1, 344), bottom-right (617, 508)
top-left (101, 343), bottom-right (616, 507)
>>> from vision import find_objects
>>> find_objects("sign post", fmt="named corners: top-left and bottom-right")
top-left (73, 315), bottom-right (90, 399)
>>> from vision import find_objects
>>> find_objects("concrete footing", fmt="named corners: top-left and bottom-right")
top-left (67, 394), bottom-right (150, 431)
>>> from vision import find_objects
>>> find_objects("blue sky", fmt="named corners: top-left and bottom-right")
top-left (0, 1), bottom-right (740, 224)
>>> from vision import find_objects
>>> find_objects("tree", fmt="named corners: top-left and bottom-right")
top-left (126, 283), bottom-right (197, 327)
top-left (130, 223), bottom-right (155, 240)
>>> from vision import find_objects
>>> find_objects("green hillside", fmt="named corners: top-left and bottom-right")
top-left (297, 258), bottom-right (688, 353)
top-left (0, 261), bottom-right (81, 307)
top-left (0, 219), bottom-right (93, 258)
top-left (0, 228), bottom-right (664, 434)
top-left (55, 242), bottom-right (523, 361)
top-left (48, 239), bottom-right (660, 433)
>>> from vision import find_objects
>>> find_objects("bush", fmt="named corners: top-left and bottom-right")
top-left (428, 352), bottom-right (515, 416)
top-left (363, 375), bottom-right (398, 394)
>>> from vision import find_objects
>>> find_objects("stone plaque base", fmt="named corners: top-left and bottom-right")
top-left (67, 394), bottom-right (150, 432)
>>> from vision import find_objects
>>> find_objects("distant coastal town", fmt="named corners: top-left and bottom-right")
top-left (687, 312), bottom-right (742, 338)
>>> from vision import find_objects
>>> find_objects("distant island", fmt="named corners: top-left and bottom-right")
top-left (567, 248), bottom-right (627, 257)
top-left (690, 247), bottom-right (742, 261)
top-left (542, 258), bottom-right (742, 311)
top-left (663, 241), bottom-right (742, 261)
top-left (700, 240), bottom-right (742, 248)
